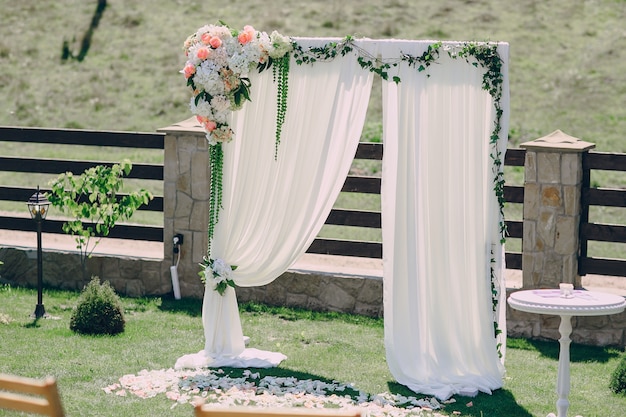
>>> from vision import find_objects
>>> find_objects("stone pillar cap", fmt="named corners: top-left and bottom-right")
top-left (158, 117), bottom-right (205, 135)
top-left (520, 129), bottom-right (595, 152)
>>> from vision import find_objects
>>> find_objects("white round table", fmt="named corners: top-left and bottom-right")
top-left (507, 289), bottom-right (626, 417)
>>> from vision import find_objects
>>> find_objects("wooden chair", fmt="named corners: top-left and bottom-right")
top-left (0, 373), bottom-right (65, 417)
top-left (194, 405), bottom-right (362, 417)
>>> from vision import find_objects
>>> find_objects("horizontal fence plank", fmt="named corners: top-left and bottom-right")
top-left (505, 252), bottom-right (522, 270)
top-left (0, 216), bottom-right (163, 242)
top-left (341, 176), bottom-right (381, 194)
top-left (307, 238), bottom-right (382, 259)
top-left (352, 144), bottom-right (525, 165)
top-left (505, 220), bottom-right (523, 239)
top-left (354, 143), bottom-right (383, 160)
top-left (0, 157), bottom-right (163, 181)
top-left (584, 152), bottom-right (626, 171)
top-left (0, 126), bottom-right (164, 149)
top-left (504, 185), bottom-right (523, 204)
top-left (0, 186), bottom-right (163, 212)
top-left (581, 223), bottom-right (626, 244)
top-left (504, 148), bottom-right (525, 166)
top-left (585, 188), bottom-right (626, 208)
top-left (325, 209), bottom-right (381, 228)
top-left (579, 257), bottom-right (626, 277)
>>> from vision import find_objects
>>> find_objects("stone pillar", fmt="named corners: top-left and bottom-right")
top-left (157, 118), bottom-right (209, 298)
top-left (520, 130), bottom-right (595, 289)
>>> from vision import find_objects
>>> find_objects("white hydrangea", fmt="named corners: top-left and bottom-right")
top-left (210, 46), bottom-right (231, 68)
top-left (195, 63), bottom-right (225, 96)
top-left (269, 30), bottom-right (293, 58)
top-left (190, 97), bottom-right (213, 118)
top-left (211, 259), bottom-right (233, 282)
top-left (210, 96), bottom-right (231, 123)
top-left (228, 52), bottom-right (252, 75)
top-left (241, 41), bottom-right (263, 64)
top-left (185, 43), bottom-right (204, 66)
top-left (257, 31), bottom-right (272, 53)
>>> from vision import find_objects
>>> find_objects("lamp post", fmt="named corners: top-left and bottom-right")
top-left (27, 186), bottom-right (50, 319)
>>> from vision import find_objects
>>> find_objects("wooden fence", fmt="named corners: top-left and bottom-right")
top-left (0, 126), bottom-right (164, 241)
top-left (580, 152), bottom-right (626, 276)
top-left (0, 126), bottom-right (624, 276)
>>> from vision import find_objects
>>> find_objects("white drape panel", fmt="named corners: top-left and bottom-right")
top-left (175, 39), bottom-right (376, 369)
top-left (380, 41), bottom-right (509, 400)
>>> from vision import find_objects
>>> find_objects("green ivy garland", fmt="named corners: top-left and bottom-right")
top-left (272, 54), bottom-right (290, 159)
top-left (208, 143), bottom-right (224, 256)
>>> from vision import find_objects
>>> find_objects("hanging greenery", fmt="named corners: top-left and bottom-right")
top-left (272, 54), bottom-right (290, 159)
top-left (207, 143), bottom-right (223, 256)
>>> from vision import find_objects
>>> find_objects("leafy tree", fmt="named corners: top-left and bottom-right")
top-left (47, 159), bottom-right (152, 278)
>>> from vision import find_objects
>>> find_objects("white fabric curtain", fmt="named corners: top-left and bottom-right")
top-left (380, 40), bottom-right (509, 400)
top-left (176, 39), bottom-right (376, 369)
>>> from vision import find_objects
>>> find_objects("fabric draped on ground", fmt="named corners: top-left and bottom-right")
top-left (174, 348), bottom-right (287, 370)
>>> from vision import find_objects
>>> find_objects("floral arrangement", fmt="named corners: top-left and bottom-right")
top-left (182, 23), bottom-right (293, 145)
top-left (199, 258), bottom-right (237, 296)
top-left (182, 24), bottom-right (292, 293)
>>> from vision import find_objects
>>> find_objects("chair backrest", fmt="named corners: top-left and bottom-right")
top-left (0, 373), bottom-right (65, 417)
top-left (194, 405), bottom-right (362, 417)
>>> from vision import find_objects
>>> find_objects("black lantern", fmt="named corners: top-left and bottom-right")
top-left (27, 186), bottom-right (50, 319)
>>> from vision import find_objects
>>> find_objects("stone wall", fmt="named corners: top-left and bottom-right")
top-left (0, 247), bottom-right (165, 298)
top-left (236, 270), bottom-right (384, 318)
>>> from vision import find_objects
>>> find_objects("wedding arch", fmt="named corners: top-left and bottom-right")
top-left (175, 24), bottom-right (509, 401)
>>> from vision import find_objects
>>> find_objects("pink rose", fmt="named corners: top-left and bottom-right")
top-left (183, 63), bottom-right (195, 79)
top-left (201, 33), bottom-right (212, 45)
top-left (196, 47), bottom-right (210, 60)
top-left (209, 37), bottom-right (222, 49)
top-left (243, 25), bottom-right (255, 33)
top-left (238, 31), bottom-right (253, 45)
top-left (204, 120), bottom-right (217, 132)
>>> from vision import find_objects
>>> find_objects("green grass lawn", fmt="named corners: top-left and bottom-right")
top-left (0, 285), bottom-right (624, 417)
top-left (0, 0), bottom-right (624, 260)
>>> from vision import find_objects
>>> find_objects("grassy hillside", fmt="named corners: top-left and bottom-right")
top-left (0, 0), bottom-right (624, 257)
top-left (0, 0), bottom-right (624, 150)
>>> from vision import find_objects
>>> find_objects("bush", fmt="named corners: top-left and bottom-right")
top-left (70, 278), bottom-right (125, 335)
top-left (610, 355), bottom-right (626, 395)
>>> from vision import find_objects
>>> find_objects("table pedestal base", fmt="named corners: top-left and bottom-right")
top-left (507, 289), bottom-right (626, 417)
top-left (555, 315), bottom-right (572, 417)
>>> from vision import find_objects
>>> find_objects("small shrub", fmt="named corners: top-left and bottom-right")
top-left (610, 355), bottom-right (626, 395)
top-left (70, 278), bottom-right (125, 335)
